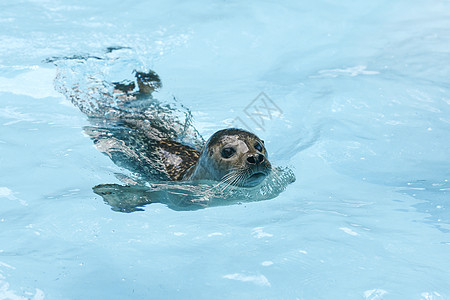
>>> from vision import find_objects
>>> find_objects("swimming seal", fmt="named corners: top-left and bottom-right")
top-left (162, 128), bottom-right (272, 187)
top-left (58, 61), bottom-right (270, 187)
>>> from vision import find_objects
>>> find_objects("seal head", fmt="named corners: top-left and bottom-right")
top-left (183, 128), bottom-right (271, 187)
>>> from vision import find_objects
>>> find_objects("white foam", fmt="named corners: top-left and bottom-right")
top-left (340, 227), bottom-right (359, 236)
top-left (0, 187), bottom-right (13, 198)
top-left (223, 273), bottom-right (271, 287)
top-left (0, 262), bottom-right (15, 270)
top-left (364, 288), bottom-right (387, 299)
top-left (207, 232), bottom-right (223, 237)
top-left (252, 227), bottom-right (273, 239)
top-left (421, 291), bottom-right (443, 300)
top-left (0, 281), bottom-right (45, 300)
top-left (312, 65), bottom-right (379, 78)
top-left (0, 187), bottom-right (27, 206)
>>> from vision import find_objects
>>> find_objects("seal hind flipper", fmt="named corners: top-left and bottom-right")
top-left (157, 140), bottom-right (200, 181)
top-left (112, 70), bottom-right (162, 102)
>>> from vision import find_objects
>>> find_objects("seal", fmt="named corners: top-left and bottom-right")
top-left (59, 61), bottom-right (271, 187)
top-left (174, 128), bottom-right (272, 187)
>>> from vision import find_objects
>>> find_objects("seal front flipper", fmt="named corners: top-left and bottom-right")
top-left (93, 184), bottom-right (155, 212)
top-left (93, 183), bottom-right (209, 212)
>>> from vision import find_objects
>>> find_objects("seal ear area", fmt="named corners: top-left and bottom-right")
top-left (157, 140), bottom-right (200, 181)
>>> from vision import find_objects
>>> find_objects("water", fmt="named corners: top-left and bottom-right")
top-left (1, 1), bottom-right (449, 299)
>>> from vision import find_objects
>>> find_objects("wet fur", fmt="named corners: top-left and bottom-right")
top-left (182, 129), bottom-right (272, 187)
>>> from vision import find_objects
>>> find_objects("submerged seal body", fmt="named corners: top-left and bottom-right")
top-left (169, 128), bottom-right (271, 187)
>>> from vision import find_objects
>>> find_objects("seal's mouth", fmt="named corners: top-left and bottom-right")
top-left (242, 171), bottom-right (267, 187)
top-left (249, 172), bottom-right (266, 180)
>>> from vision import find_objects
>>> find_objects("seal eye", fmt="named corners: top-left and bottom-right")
top-left (254, 142), bottom-right (263, 152)
top-left (221, 147), bottom-right (236, 159)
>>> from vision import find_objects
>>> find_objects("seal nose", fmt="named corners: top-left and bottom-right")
top-left (246, 154), bottom-right (265, 165)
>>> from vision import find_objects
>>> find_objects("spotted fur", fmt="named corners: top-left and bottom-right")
top-left (157, 140), bottom-right (200, 181)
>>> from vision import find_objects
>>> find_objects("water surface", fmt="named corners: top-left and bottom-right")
top-left (1, 1), bottom-right (450, 299)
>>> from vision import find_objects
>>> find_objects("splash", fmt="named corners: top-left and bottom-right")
top-left (93, 166), bottom-right (296, 212)
top-left (50, 47), bottom-right (204, 182)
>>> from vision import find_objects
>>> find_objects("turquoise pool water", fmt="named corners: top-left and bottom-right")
top-left (1, 1), bottom-right (450, 299)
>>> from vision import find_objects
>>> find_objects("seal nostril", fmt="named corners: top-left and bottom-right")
top-left (247, 156), bottom-right (256, 164)
top-left (247, 154), bottom-right (265, 165)
top-left (257, 154), bottom-right (265, 164)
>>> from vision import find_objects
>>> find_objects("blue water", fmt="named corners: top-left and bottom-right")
top-left (1, 1), bottom-right (450, 299)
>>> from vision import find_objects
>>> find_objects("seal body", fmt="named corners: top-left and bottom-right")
top-left (157, 140), bottom-right (200, 181)
top-left (180, 128), bottom-right (271, 187)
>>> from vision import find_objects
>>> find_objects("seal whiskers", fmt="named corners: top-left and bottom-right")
top-left (217, 167), bottom-right (251, 193)
top-left (216, 170), bottom-right (243, 193)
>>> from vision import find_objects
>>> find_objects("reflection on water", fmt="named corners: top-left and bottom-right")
top-left (399, 179), bottom-right (450, 233)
